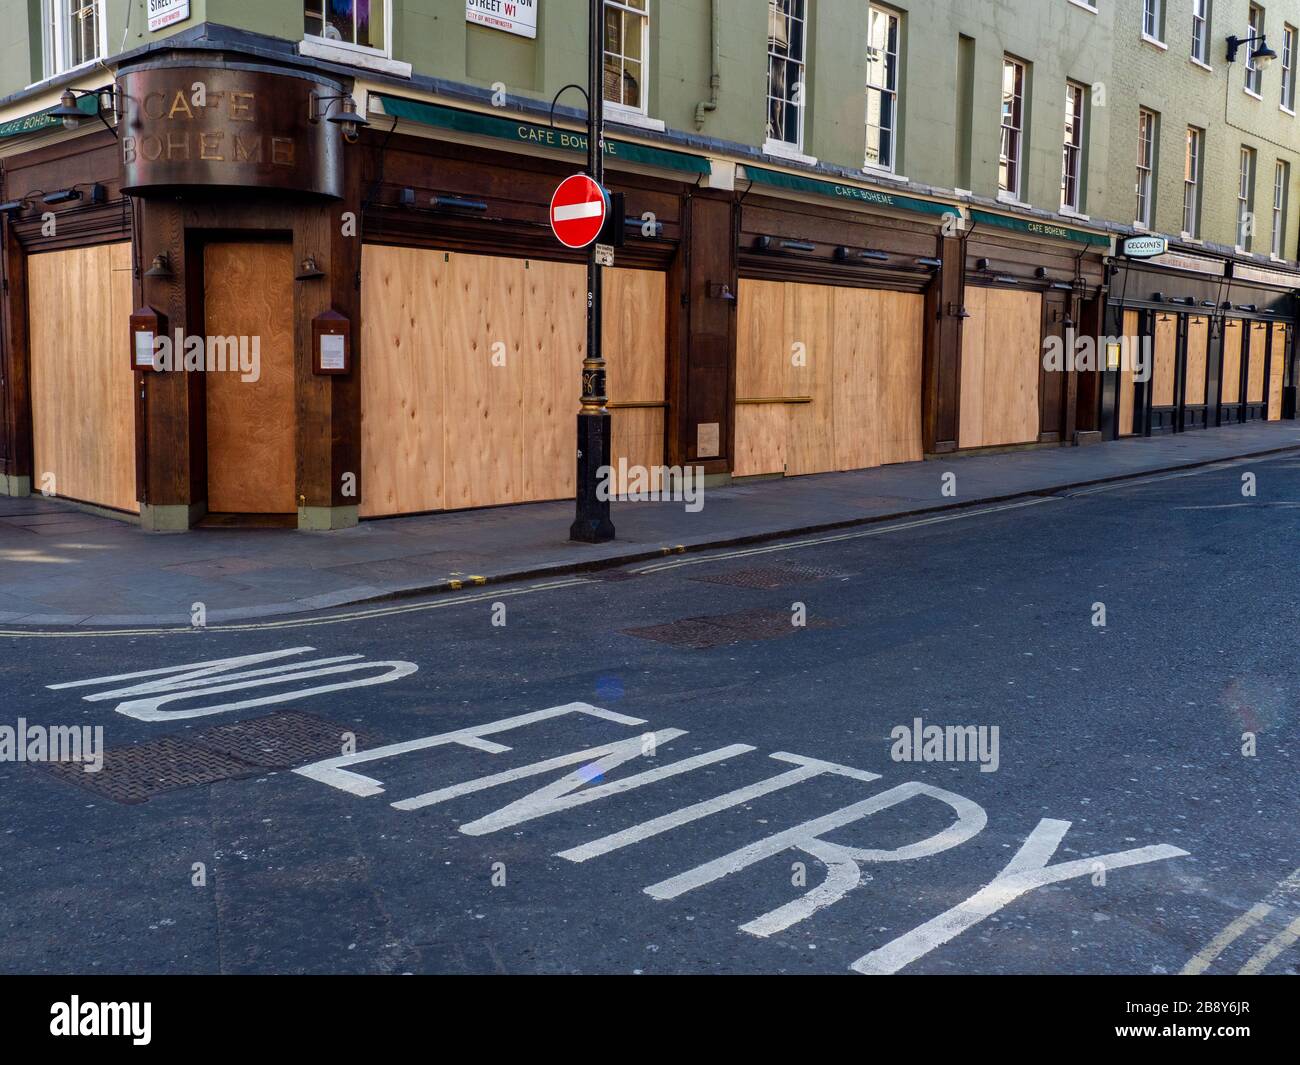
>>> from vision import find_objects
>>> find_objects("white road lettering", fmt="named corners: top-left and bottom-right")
top-left (293, 702), bottom-right (643, 797)
top-left (645, 780), bottom-right (988, 936)
top-left (49, 648), bottom-right (419, 722)
top-left (849, 818), bottom-right (1189, 975)
top-left (558, 751), bottom-right (881, 863)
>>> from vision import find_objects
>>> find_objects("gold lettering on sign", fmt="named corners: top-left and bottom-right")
top-left (165, 132), bottom-right (190, 161)
top-left (271, 137), bottom-right (295, 167)
top-left (167, 90), bottom-right (194, 120)
top-left (229, 92), bottom-right (255, 122)
top-left (233, 134), bottom-right (262, 163)
top-left (141, 135), bottom-right (164, 161)
top-left (199, 131), bottom-right (225, 161)
top-left (122, 136), bottom-right (136, 163)
top-left (143, 91), bottom-right (167, 120)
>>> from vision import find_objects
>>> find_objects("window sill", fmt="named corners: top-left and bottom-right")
top-left (1066, 0), bottom-right (1097, 13)
top-left (1243, 87), bottom-right (1263, 101)
top-left (23, 56), bottom-right (105, 92)
top-left (602, 104), bottom-right (665, 131)
top-left (1133, 221), bottom-right (1150, 232)
top-left (762, 139), bottom-right (817, 166)
top-left (299, 37), bottom-right (412, 78)
top-left (1283, 105), bottom-right (1296, 117)
top-left (1180, 233), bottom-right (1203, 244)
top-left (863, 165), bottom-right (908, 183)
top-left (1060, 205), bottom-right (1090, 221)
top-left (1141, 34), bottom-right (1168, 52)
top-left (996, 189), bottom-right (1030, 209)
top-left (1190, 57), bottom-right (1214, 74)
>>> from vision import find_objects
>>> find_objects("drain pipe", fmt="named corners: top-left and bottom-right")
top-left (695, 0), bottom-right (720, 130)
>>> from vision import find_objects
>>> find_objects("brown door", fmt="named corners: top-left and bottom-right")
top-left (203, 242), bottom-right (296, 514)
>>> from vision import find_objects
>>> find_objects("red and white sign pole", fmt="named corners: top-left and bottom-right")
top-left (568, 0), bottom-right (615, 543)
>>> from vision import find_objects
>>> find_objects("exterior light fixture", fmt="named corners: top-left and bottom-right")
top-left (1227, 34), bottom-right (1278, 68)
top-left (1151, 292), bottom-right (1165, 302)
top-left (143, 252), bottom-right (174, 279)
top-left (975, 257), bottom-right (991, 271)
top-left (834, 245), bottom-right (889, 262)
top-left (41, 184), bottom-right (103, 206)
top-left (48, 87), bottom-right (119, 137)
top-left (916, 256), bottom-right (943, 268)
top-left (295, 255), bottom-right (326, 281)
top-left (310, 92), bottom-right (370, 144)
top-left (432, 195), bottom-right (488, 212)
top-left (398, 188), bottom-right (416, 207)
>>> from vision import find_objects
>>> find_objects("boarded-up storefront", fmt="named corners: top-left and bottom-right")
top-left (27, 242), bottom-right (137, 513)
top-left (732, 280), bottom-right (922, 478)
top-left (958, 287), bottom-right (1042, 448)
top-left (359, 247), bottom-right (665, 517)
top-left (1268, 324), bottom-right (1288, 420)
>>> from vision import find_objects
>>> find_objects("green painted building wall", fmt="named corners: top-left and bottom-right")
top-left (2, 0), bottom-right (1299, 258)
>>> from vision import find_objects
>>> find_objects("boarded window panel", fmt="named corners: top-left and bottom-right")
top-left (606, 267), bottom-right (666, 495)
top-left (1184, 316), bottom-right (1209, 406)
top-left (1246, 324), bottom-right (1268, 403)
top-left (734, 279), bottom-right (790, 477)
top-left (961, 288), bottom-right (1041, 447)
top-left (1268, 324), bottom-right (1287, 420)
top-left (831, 287), bottom-right (881, 472)
top-left (784, 283), bottom-right (835, 477)
top-left (28, 242), bottom-right (137, 513)
top-left (520, 258), bottom-right (583, 503)
top-left (876, 290), bottom-right (924, 465)
top-left (203, 242), bottom-right (296, 514)
top-left (1152, 314), bottom-right (1177, 408)
top-left (1118, 309), bottom-right (1138, 436)
top-left (359, 245), bottom-right (447, 517)
top-left (1221, 319), bottom-right (1243, 404)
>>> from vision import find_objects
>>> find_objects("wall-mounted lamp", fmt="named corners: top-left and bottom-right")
top-left (295, 255), bottom-right (326, 281)
top-left (398, 187), bottom-right (416, 207)
top-left (41, 183), bottom-right (104, 206)
top-left (993, 274), bottom-right (1020, 285)
top-left (706, 282), bottom-right (736, 302)
top-left (946, 302), bottom-right (971, 319)
top-left (1201, 300), bottom-right (1217, 307)
top-left (1226, 34), bottom-right (1278, 67)
top-left (916, 256), bottom-right (943, 269)
top-left (628, 215), bottom-right (664, 238)
top-left (432, 195), bottom-right (487, 212)
top-left (1151, 292), bottom-right (1165, 302)
top-left (834, 245), bottom-right (889, 262)
top-left (143, 252), bottom-right (174, 279)
top-left (1238, 303), bottom-right (1258, 312)
top-left (975, 257), bottom-right (991, 272)
top-left (48, 87), bottom-right (120, 137)
top-left (1034, 266), bottom-right (1049, 279)
top-left (0, 196), bottom-right (35, 216)
top-left (778, 239), bottom-right (816, 252)
top-left (309, 92), bottom-right (369, 143)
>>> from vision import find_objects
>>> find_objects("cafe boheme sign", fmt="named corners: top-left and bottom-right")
top-left (119, 67), bottom-right (343, 198)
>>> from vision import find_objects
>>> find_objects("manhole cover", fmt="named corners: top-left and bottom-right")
top-left (688, 563), bottom-right (846, 590)
top-left (41, 736), bottom-right (257, 804)
top-left (194, 710), bottom-right (379, 770)
top-left (39, 711), bottom-right (380, 804)
top-left (622, 607), bottom-right (832, 649)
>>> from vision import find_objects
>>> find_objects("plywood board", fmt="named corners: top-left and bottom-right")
top-left (1184, 316), bottom-right (1209, 406)
top-left (1268, 324), bottom-right (1287, 420)
top-left (1118, 309), bottom-right (1138, 436)
top-left (961, 288), bottom-right (1040, 447)
top-left (203, 242), bottom-right (296, 514)
top-left (784, 282), bottom-right (835, 477)
top-left (360, 244), bottom-right (447, 517)
top-left (733, 404), bottom-right (787, 477)
top-left (28, 243), bottom-right (137, 513)
top-left (876, 290), bottom-right (924, 465)
top-left (831, 287), bottom-right (880, 472)
top-left (1152, 314), bottom-right (1177, 408)
top-left (1221, 319), bottom-right (1243, 405)
top-left (606, 267), bottom-right (666, 494)
top-left (1246, 324), bottom-right (1268, 403)
top-left (735, 279), bottom-right (791, 477)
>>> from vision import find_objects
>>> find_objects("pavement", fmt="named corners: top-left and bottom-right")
top-left (2, 448), bottom-right (1297, 975)
top-left (0, 420), bottom-right (1298, 628)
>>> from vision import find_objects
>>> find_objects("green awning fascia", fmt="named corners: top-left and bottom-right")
top-left (0, 93), bottom-right (98, 141)
top-left (742, 164), bottom-right (955, 218)
top-left (968, 208), bottom-right (1111, 247)
top-left (377, 94), bottom-right (710, 175)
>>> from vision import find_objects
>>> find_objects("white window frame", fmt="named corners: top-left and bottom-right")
top-left (1136, 109), bottom-right (1156, 228)
top-left (1246, 5), bottom-right (1265, 96)
top-left (602, 0), bottom-right (651, 121)
top-left (1191, 0), bottom-right (1210, 65)
top-left (41, 0), bottom-right (107, 79)
top-left (1282, 24), bottom-right (1296, 112)
top-left (999, 56), bottom-right (1026, 200)
top-left (1238, 146), bottom-right (1256, 249)
top-left (1183, 126), bottom-right (1202, 237)
top-left (765, 0), bottom-right (808, 155)
top-left (1272, 160), bottom-right (1288, 257)
top-left (1062, 82), bottom-right (1085, 213)
top-left (301, 0), bottom-right (403, 74)
top-left (1143, 0), bottom-right (1164, 44)
top-left (865, 3), bottom-right (900, 174)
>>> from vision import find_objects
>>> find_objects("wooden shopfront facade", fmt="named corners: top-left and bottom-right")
top-left (1104, 247), bottom-right (1298, 440)
top-left (6, 38), bottom-right (1288, 534)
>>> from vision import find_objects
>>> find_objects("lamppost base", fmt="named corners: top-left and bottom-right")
top-left (570, 411), bottom-right (615, 543)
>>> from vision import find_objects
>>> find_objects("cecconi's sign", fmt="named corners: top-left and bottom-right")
top-left (1122, 234), bottom-right (1169, 258)
top-left (466, 0), bottom-right (538, 38)
top-left (119, 66), bottom-right (343, 198)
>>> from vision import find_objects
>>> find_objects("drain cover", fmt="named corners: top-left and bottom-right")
top-left (41, 736), bottom-right (256, 804)
top-left (688, 563), bottom-right (847, 590)
top-left (39, 711), bottom-right (380, 804)
top-left (622, 607), bottom-right (832, 649)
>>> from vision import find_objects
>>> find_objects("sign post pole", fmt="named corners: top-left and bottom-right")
top-left (569, 0), bottom-right (615, 543)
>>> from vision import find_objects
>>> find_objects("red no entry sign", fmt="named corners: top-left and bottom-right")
top-left (550, 174), bottom-right (608, 249)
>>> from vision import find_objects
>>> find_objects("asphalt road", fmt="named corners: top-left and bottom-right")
top-left (2, 453), bottom-right (1298, 975)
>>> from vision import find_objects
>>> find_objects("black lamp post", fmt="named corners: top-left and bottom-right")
top-left (1226, 33), bottom-right (1278, 67)
top-left (569, 0), bottom-right (615, 543)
